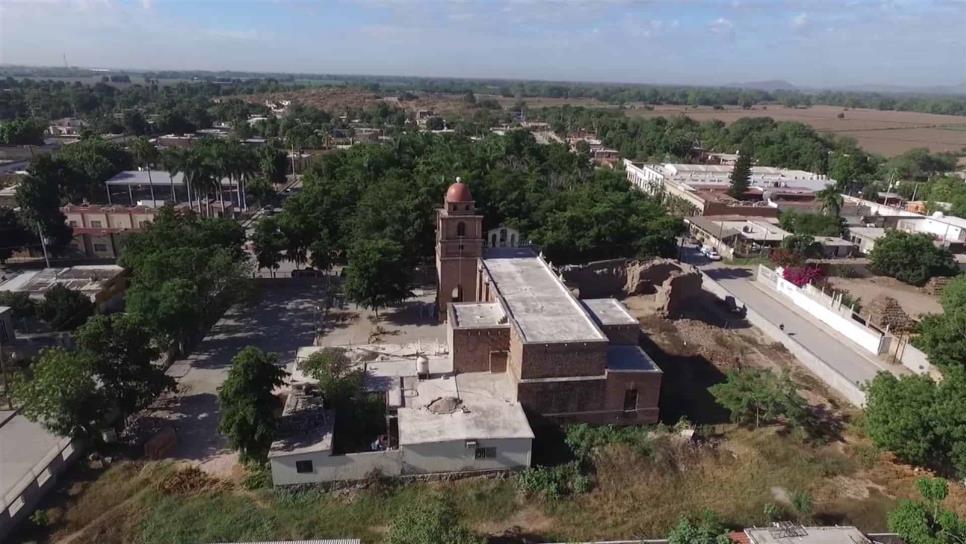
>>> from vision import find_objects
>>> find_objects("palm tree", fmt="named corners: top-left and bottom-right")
top-left (181, 150), bottom-right (215, 217)
top-left (162, 148), bottom-right (190, 209)
top-left (817, 186), bottom-right (843, 217)
top-left (130, 137), bottom-right (159, 203)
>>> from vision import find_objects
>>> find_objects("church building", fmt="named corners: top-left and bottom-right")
top-left (436, 180), bottom-right (663, 424)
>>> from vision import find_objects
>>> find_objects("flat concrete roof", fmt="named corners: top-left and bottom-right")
top-left (268, 390), bottom-right (334, 458)
top-left (745, 525), bottom-right (871, 544)
top-left (606, 345), bottom-right (662, 373)
top-left (397, 373), bottom-right (533, 445)
top-left (581, 298), bottom-right (637, 327)
top-left (847, 227), bottom-right (887, 240)
top-left (451, 302), bottom-right (507, 328)
top-left (482, 248), bottom-right (606, 344)
top-left (0, 410), bottom-right (73, 512)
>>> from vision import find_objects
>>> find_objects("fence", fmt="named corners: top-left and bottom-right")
top-left (756, 266), bottom-right (888, 355)
top-left (700, 271), bottom-right (867, 406)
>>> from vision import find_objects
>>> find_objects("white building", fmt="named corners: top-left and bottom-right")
top-left (0, 265), bottom-right (126, 307)
top-left (896, 212), bottom-right (966, 245)
top-left (486, 226), bottom-right (521, 249)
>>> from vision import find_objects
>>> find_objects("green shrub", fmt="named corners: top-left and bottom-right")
top-left (564, 423), bottom-right (653, 461)
top-left (516, 461), bottom-right (591, 500)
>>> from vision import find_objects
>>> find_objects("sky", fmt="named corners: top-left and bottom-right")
top-left (0, 0), bottom-right (964, 89)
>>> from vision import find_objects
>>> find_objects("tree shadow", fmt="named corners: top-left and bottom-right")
top-left (639, 330), bottom-right (731, 426)
top-left (675, 290), bottom-right (752, 330)
top-left (705, 267), bottom-right (755, 281)
top-left (526, 410), bottom-right (577, 467)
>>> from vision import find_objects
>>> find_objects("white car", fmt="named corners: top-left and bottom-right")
top-left (701, 246), bottom-right (722, 260)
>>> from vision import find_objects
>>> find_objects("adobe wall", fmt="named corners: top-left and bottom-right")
top-left (450, 326), bottom-right (510, 373)
top-left (560, 258), bottom-right (703, 318)
top-left (518, 341), bottom-right (608, 380)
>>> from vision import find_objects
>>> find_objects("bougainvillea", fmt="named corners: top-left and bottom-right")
top-left (782, 265), bottom-right (824, 287)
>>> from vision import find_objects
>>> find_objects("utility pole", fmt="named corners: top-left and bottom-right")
top-left (36, 222), bottom-right (51, 268)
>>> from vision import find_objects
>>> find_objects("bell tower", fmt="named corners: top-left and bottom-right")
top-left (436, 178), bottom-right (483, 320)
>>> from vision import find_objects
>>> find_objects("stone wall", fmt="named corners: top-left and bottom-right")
top-left (604, 370), bottom-right (662, 422)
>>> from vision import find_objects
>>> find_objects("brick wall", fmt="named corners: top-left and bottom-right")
top-left (516, 377), bottom-right (607, 415)
top-left (604, 370), bottom-right (662, 422)
top-left (599, 324), bottom-right (640, 345)
top-left (518, 341), bottom-right (608, 379)
top-left (451, 326), bottom-right (510, 373)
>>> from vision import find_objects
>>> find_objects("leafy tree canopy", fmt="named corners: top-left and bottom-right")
top-left (709, 368), bottom-right (812, 431)
top-left (779, 210), bottom-right (845, 237)
top-left (667, 511), bottom-right (733, 544)
top-left (869, 231), bottom-right (958, 286)
top-left (297, 348), bottom-right (363, 407)
top-left (343, 238), bottom-right (413, 315)
top-left (889, 477), bottom-right (966, 544)
top-left (37, 284), bottom-right (95, 331)
top-left (218, 346), bottom-right (287, 464)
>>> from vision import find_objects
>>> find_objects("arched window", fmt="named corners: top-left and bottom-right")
top-left (456, 222), bottom-right (466, 237)
top-left (510, 233), bottom-right (517, 246)
top-left (499, 228), bottom-right (507, 242)
top-left (490, 233), bottom-right (497, 247)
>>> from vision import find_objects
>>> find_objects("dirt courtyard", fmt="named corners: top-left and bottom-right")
top-left (826, 275), bottom-right (944, 319)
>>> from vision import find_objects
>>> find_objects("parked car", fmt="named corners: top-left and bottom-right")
top-left (701, 246), bottom-right (722, 260)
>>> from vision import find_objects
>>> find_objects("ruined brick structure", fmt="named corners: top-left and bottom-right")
top-left (437, 181), bottom-right (662, 424)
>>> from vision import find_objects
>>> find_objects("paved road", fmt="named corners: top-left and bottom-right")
top-left (152, 280), bottom-right (321, 475)
top-left (679, 242), bottom-right (898, 388)
top-left (706, 267), bottom-right (892, 387)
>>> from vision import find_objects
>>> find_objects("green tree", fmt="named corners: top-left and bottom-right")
top-left (126, 278), bottom-right (203, 354)
top-left (0, 207), bottom-right (32, 263)
top-left (865, 372), bottom-right (944, 470)
top-left (386, 496), bottom-right (483, 544)
top-left (246, 177), bottom-right (276, 209)
top-left (298, 348), bottom-right (363, 406)
top-left (0, 291), bottom-right (36, 321)
top-left (218, 346), bottom-right (287, 464)
top-left (667, 511), bottom-right (733, 544)
top-left (129, 136), bottom-right (160, 202)
top-left (12, 348), bottom-right (108, 438)
top-left (252, 216), bottom-right (286, 276)
top-left (709, 368), bottom-right (811, 430)
top-left (869, 231), bottom-right (957, 286)
top-left (37, 285), bottom-right (95, 331)
top-left (74, 314), bottom-right (175, 417)
top-left (779, 210), bottom-right (845, 237)
top-left (781, 234), bottom-right (820, 260)
top-left (816, 186), bottom-right (843, 217)
top-left (889, 477), bottom-right (966, 544)
top-left (343, 238), bottom-right (412, 316)
top-left (0, 118), bottom-right (45, 145)
top-left (914, 276), bottom-right (966, 371)
top-left (728, 150), bottom-right (752, 199)
top-left (15, 157), bottom-right (74, 251)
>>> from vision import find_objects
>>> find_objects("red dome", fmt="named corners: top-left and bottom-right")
top-left (445, 182), bottom-right (473, 203)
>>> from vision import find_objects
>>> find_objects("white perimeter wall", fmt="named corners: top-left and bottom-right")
top-left (270, 437), bottom-right (532, 486)
top-left (402, 438), bottom-right (531, 474)
top-left (271, 449), bottom-right (403, 486)
top-left (759, 266), bottom-right (887, 355)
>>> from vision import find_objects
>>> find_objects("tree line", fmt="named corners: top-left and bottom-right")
top-left (10, 208), bottom-right (251, 443)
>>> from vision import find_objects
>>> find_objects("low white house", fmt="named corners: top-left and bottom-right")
top-left (269, 347), bottom-right (534, 486)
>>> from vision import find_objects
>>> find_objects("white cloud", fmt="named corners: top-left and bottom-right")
top-left (791, 12), bottom-right (809, 30)
top-left (708, 17), bottom-right (734, 36)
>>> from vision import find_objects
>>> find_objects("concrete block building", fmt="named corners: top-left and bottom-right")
top-left (438, 181), bottom-right (662, 424)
